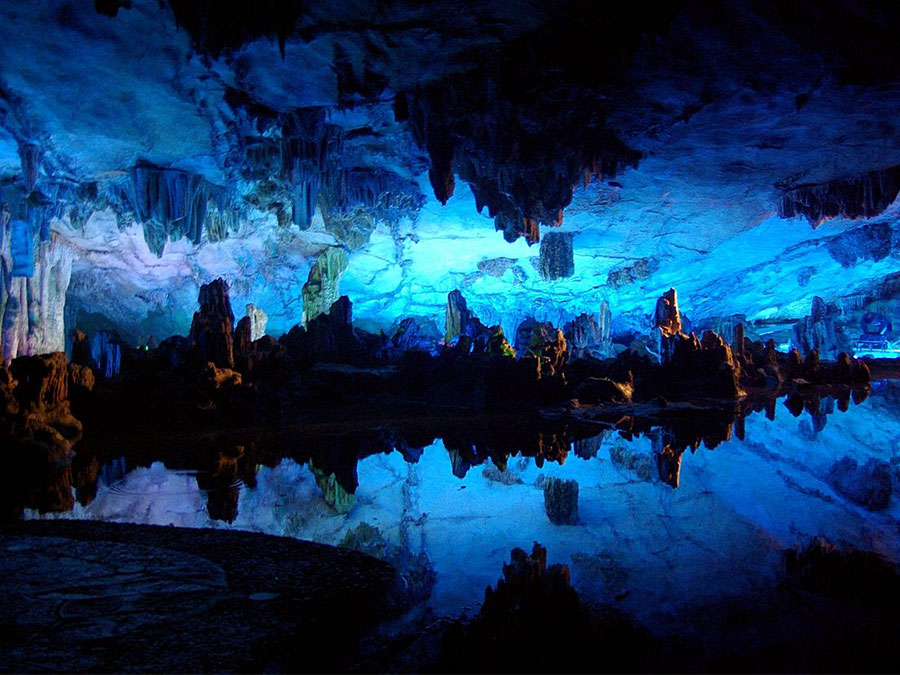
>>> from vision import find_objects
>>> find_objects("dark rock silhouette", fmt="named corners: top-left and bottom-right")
top-left (777, 164), bottom-right (900, 225)
top-left (189, 278), bottom-right (235, 369)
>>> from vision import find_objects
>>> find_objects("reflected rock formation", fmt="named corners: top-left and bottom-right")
top-left (441, 543), bottom-right (649, 673)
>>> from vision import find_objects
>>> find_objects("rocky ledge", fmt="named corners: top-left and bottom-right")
top-left (0, 520), bottom-right (396, 673)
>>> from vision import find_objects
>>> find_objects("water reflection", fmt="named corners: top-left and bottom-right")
top-left (7, 384), bottom-right (885, 522)
top-left (13, 382), bottom-right (900, 628)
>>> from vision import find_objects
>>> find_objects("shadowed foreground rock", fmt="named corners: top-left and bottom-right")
top-left (0, 520), bottom-right (395, 673)
top-left (439, 543), bottom-right (651, 673)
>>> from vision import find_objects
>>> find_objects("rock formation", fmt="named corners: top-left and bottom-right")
top-left (387, 316), bottom-right (442, 356)
top-left (792, 296), bottom-right (850, 360)
top-left (654, 287), bottom-right (683, 363)
top-left (564, 303), bottom-right (611, 359)
top-left (1, 228), bottom-right (73, 363)
top-left (285, 295), bottom-right (359, 366)
top-left (302, 247), bottom-right (349, 326)
top-left (440, 542), bottom-right (650, 672)
top-left (783, 537), bottom-right (900, 609)
top-left (606, 257), bottom-right (659, 289)
top-left (90, 331), bottom-right (122, 378)
top-left (777, 164), bottom-right (900, 226)
top-left (119, 162), bottom-right (237, 256)
top-left (245, 304), bottom-right (268, 341)
top-left (189, 278), bottom-right (235, 369)
top-left (543, 476), bottom-right (579, 525)
top-left (310, 460), bottom-right (356, 514)
top-left (538, 231), bottom-right (575, 280)
top-left (444, 289), bottom-right (487, 345)
top-left (1, 353), bottom-right (90, 518)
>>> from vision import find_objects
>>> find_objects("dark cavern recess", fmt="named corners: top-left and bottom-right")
top-left (2, 0), bottom-right (900, 673)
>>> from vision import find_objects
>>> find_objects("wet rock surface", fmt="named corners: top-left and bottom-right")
top-left (827, 456), bottom-right (893, 510)
top-left (0, 520), bottom-right (395, 673)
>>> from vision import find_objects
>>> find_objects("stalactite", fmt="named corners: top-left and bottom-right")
top-left (538, 231), bottom-right (575, 280)
top-left (408, 67), bottom-right (641, 244)
top-left (90, 331), bottom-right (122, 378)
top-left (1, 231), bottom-right (73, 363)
top-left (121, 163), bottom-right (236, 257)
top-left (777, 164), bottom-right (900, 226)
top-left (17, 141), bottom-right (42, 193)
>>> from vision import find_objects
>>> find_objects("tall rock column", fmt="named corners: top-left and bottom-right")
top-left (1, 219), bottom-right (73, 364)
top-left (246, 304), bottom-right (268, 341)
top-left (654, 287), bottom-right (682, 363)
top-left (189, 278), bottom-right (235, 369)
top-left (302, 246), bottom-right (349, 326)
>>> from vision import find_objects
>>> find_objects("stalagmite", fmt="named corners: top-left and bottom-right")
top-left (246, 304), bottom-right (268, 341)
top-left (302, 247), bottom-right (349, 326)
top-left (189, 278), bottom-right (236, 369)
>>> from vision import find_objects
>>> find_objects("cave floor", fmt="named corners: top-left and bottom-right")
top-left (0, 521), bottom-right (394, 673)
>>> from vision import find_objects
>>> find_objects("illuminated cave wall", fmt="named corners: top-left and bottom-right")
top-left (1, 0), bottom-right (899, 358)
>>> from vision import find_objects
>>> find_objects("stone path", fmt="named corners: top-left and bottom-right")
top-left (0, 521), bottom-right (395, 672)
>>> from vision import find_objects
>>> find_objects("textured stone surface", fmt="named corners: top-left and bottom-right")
top-left (0, 520), bottom-right (395, 673)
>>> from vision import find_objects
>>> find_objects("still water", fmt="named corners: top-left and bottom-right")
top-left (24, 381), bottom-right (900, 631)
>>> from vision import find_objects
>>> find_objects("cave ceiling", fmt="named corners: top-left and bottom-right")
top-left (1, 0), bottom-right (899, 343)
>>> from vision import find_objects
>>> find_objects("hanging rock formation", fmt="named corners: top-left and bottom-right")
top-left (827, 457), bottom-right (892, 510)
top-left (777, 164), bottom-right (900, 226)
top-left (606, 257), bottom-right (659, 289)
top-left (440, 541), bottom-right (649, 673)
top-left (825, 221), bottom-right (894, 267)
top-left (118, 162), bottom-right (237, 256)
top-left (1, 229), bottom-right (73, 364)
top-left (539, 231), bottom-right (575, 280)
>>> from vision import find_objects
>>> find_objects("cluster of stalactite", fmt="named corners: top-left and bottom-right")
top-left (1, 184), bottom-right (73, 363)
top-left (402, 33), bottom-right (642, 245)
top-left (240, 107), bottom-right (343, 230)
top-left (99, 162), bottom-right (239, 257)
top-left (238, 105), bottom-right (423, 244)
top-left (777, 164), bottom-right (900, 226)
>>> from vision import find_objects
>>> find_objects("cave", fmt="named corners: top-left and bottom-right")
top-left (2, 1), bottom-right (900, 673)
